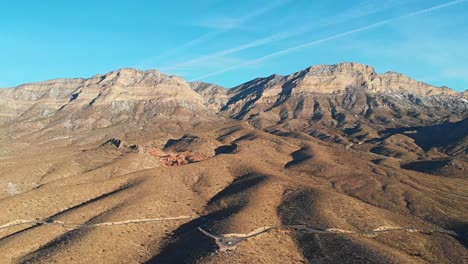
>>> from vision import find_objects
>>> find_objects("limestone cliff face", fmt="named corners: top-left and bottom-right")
top-left (289, 63), bottom-right (378, 94)
top-left (0, 69), bottom-right (209, 128)
top-left (376, 71), bottom-right (459, 96)
top-left (0, 63), bottom-right (466, 133)
top-left (219, 62), bottom-right (468, 127)
top-left (189, 82), bottom-right (228, 111)
top-left (280, 63), bottom-right (460, 96)
top-left (0, 78), bottom-right (85, 122)
top-left (77, 68), bottom-right (204, 105)
top-left (225, 62), bottom-right (463, 99)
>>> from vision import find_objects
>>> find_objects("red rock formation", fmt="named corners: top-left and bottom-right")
top-left (146, 148), bottom-right (206, 166)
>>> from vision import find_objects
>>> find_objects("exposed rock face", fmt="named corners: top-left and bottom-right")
top-left (145, 146), bottom-right (207, 166)
top-left (213, 63), bottom-right (467, 152)
top-left (0, 69), bottom-right (213, 130)
top-left (2, 62), bottom-right (465, 128)
top-left (101, 138), bottom-right (139, 152)
top-left (0, 78), bottom-right (85, 124)
top-left (219, 63), bottom-right (467, 122)
top-left (189, 82), bottom-right (228, 111)
top-left (1, 62), bottom-right (468, 263)
top-left (102, 138), bottom-right (125, 149)
top-left (146, 148), bottom-right (207, 166)
top-left (0, 62), bottom-right (466, 148)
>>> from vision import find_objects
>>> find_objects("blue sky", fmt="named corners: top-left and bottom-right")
top-left (1, 0), bottom-right (467, 91)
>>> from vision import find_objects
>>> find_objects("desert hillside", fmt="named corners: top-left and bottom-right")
top-left (0, 63), bottom-right (467, 264)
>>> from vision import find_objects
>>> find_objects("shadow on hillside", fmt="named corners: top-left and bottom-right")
top-left (379, 119), bottom-right (467, 151)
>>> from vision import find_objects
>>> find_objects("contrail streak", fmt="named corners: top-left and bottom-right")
top-left (162, 1), bottom-right (400, 72)
top-left (137, 0), bottom-right (291, 68)
top-left (191, 0), bottom-right (466, 81)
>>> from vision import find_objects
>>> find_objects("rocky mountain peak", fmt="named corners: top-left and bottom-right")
top-left (89, 68), bottom-right (188, 88)
top-left (189, 82), bottom-right (228, 110)
top-left (1, 62), bottom-right (466, 131)
top-left (227, 62), bottom-right (463, 98)
top-left (303, 62), bottom-right (377, 77)
top-left (215, 62), bottom-right (467, 126)
top-left (0, 68), bottom-right (211, 128)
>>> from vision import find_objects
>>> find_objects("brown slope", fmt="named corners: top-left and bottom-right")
top-left (0, 63), bottom-right (467, 263)
top-left (214, 62), bottom-right (468, 160)
top-left (1, 120), bottom-right (466, 263)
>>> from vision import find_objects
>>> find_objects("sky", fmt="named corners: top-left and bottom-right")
top-left (0, 0), bottom-right (467, 91)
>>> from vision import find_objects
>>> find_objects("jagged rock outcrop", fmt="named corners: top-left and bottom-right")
top-left (146, 148), bottom-right (207, 166)
top-left (101, 137), bottom-right (139, 152)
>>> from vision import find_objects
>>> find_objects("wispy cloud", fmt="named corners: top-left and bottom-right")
top-left (193, 0), bottom-right (289, 30)
top-left (170, 56), bottom-right (254, 77)
top-left (162, 0), bottom-right (404, 74)
top-left (191, 0), bottom-right (466, 81)
top-left (338, 16), bottom-right (468, 91)
top-left (194, 16), bottom-right (244, 30)
top-left (160, 27), bottom-right (307, 72)
top-left (136, 0), bottom-right (290, 69)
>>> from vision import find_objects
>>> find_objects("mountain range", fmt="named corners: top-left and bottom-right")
top-left (0, 62), bottom-right (467, 263)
